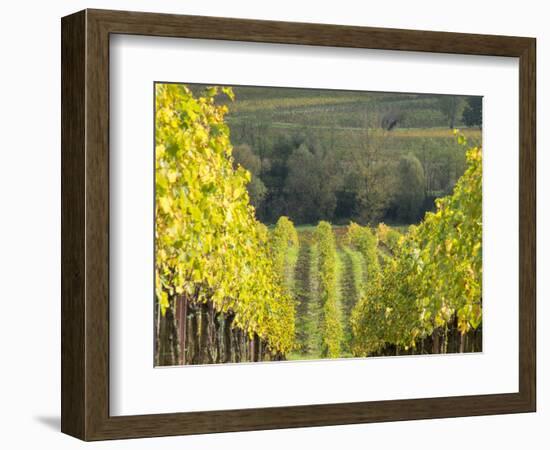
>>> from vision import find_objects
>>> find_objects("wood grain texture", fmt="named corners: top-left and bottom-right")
top-left (61, 10), bottom-right (86, 439)
top-left (61, 8), bottom-right (537, 441)
top-left (518, 38), bottom-right (536, 410)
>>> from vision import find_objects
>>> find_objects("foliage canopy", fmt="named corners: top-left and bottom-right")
top-left (155, 84), bottom-right (295, 354)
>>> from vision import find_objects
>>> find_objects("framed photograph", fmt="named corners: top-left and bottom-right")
top-left (61, 9), bottom-right (536, 440)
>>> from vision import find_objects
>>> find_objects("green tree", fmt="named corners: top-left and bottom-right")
top-left (351, 114), bottom-right (396, 223)
top-left (462, 97), bottom-right (482, 128)
top-left (284, 144), bottom-right (337, 224)
top-left (393, 154), bottom-right (426, 223)
top-left (232, 144), bottom-right (267, 210)
top-left (437, 95), bottom-right (466, 129)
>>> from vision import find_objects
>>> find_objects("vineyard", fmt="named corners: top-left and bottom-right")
top-left (155, 83), bottom-right (482, 366)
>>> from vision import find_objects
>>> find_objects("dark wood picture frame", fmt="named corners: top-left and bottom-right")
top-left (61, 8), bottom-right (536, 441)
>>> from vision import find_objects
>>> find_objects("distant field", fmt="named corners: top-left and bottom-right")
top-left (244, 122), bottom-right (481, 141)
top-left (223, 86), bottom-right (482, 164)
top-left (389, 127), bottom-right (481, 138)
top-left (228, 95), bottom-right (364, 114)
top-left (222, 86), bottom-right (478, 130)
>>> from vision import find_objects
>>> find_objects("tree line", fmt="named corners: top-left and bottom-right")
top-left (232, 126), bottom-right (472, 226)
top-left (199, 85), bottom-right (483, 228)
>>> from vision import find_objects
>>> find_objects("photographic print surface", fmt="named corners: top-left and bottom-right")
top-left (154, 83), bottom-right (482, 366)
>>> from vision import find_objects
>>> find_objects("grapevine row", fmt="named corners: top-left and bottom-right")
top-left (315, 221), bottom-right (343, 358)
top-left (155, 84), bottom-right (295, 365)
top-left (351, 139), bottom-right (482, 356)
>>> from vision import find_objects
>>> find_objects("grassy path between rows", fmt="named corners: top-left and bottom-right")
top-left (293, 240), bottom-right (312, 353)
top-left (288, 228), bottom-right (368, 360)
top-left (339, 246), bottom-right (365, 350)
top-left (288, 239), bottom-right (323, 360)
top-left (305, 243), bottom-right (322, 357)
